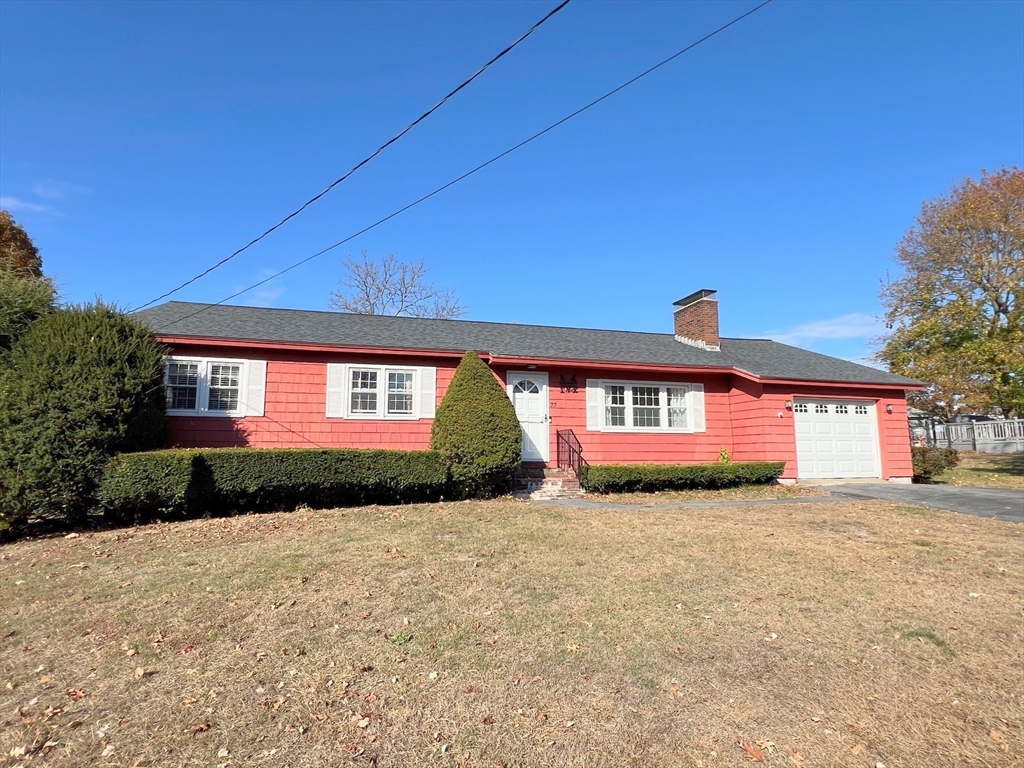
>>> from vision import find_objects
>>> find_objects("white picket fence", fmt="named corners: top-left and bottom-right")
top-left (933, 419), bottom-right (1024, 454)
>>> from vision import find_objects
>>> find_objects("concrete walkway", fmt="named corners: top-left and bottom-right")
top-left (535, 484), bottom-right (1023, 524)
top-left (827, 483), bottom-right (1023, 524)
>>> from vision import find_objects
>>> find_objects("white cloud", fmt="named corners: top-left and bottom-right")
top-left (764, 313), bottom-right (884, 347)
top-left (0, 196), bottom-right (60, 215)
top-left (32, 180), bottom-right (89, 200)
top-left (234, 269), bottom-right (286, 308)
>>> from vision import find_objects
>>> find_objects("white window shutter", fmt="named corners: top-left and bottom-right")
top-left (326, 363), bottom-right (347, 417)
top-left (585, 380), bottom-right (601, 431)
top-left (418, 366), bottom-right (437, 419)
top-left (689, 383), bottom-right (706, 432)
top-left (244, 360), bottom-right (267, 417)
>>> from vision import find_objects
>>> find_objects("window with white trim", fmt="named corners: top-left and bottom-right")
top-left (595, 380), bottom-right (698, 433)
top-left (667, 386), bottom-right (688, 429)
top-left (166, 362), bottom-right (199, 410)
top-left (163, 357), bottom-right (262, 417)
top-left (387, 371), bottom-right (414, 415)
top-left (350, 369), bottom-right (378, 414)
top-left (208, 364), bottom-right (241, 412)
top-left (335, 365), bottom-right (424, 419)
top-left (605, 384), bottom-right (626, 427)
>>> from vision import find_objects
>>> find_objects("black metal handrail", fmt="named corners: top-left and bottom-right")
top-left (556, 428), bottom-right (588, 479)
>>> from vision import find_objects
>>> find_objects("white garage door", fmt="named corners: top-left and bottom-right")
top-left (794, 399), bottom-right (881, 479)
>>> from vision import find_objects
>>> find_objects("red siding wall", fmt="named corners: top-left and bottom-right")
top-left (490, 365), bottom-right (733, 466)
top-left (728, 381), bottom-right (913, 480)
top-left (167, 344), bottom-right (455, 451)
top-left (164, 343), bottom-right (913, 479)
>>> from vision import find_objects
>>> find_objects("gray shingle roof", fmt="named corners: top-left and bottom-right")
top-left (136, 301), bottom-right (921, 387)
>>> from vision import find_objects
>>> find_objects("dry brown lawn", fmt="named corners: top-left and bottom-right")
top-left (2, 498), bottom-right (1022, 768)
top-left (934, 452), bottom-right (1024, 491)
top-left (585, 484), bottom-right (827, 505)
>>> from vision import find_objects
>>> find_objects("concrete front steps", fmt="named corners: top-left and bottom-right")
top-left (514, 465), bottom-right (582, 500)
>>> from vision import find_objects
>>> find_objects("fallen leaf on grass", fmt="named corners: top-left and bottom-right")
top-left (790, 749), bottom-right (806, 768)
top-left (356, 717), bottom-right (370, 728)
top-left (739, 740), bottom-right (764, 761)
top-left (65, 688), bottom-right (87, 701)
top-left (133, 667), bottom-right (150, 680)
top-left (852, 744), bottom-right (864, 754)
top-left (482, 715), bottom-right (494, 725)
top-left (990, 730), bottom-right (1004, 743)
top-left (188, 721), bottom-right (212, 735)
top-left (536, 713), bottom-right (548, 722)
top-left (182, 697), bottom-right (200, 706)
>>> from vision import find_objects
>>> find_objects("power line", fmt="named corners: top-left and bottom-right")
top-left (154, 0), bottom-right (774, 331)
top-left (132, 0), bottom-right (572, 312)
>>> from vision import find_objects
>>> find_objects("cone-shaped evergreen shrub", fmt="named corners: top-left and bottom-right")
top-left (0, 303), bottom-right (168, 529)
top-left (431, 351), bottom-right (522, 497)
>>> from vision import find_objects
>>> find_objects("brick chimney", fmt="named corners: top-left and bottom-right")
top-left (673, 289), bottom-right (720, 351)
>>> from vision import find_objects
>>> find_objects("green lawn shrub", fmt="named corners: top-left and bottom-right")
top-left (99, 447), bottom-right (450, 521)
top-left (431, 351), bottom-right (522, 498)
top-left (582, 461), bottom-right (786, 494)
top-left (0, 303), bottom-right (167, 529)
top-left (911, 446), bottom-right (960, 483)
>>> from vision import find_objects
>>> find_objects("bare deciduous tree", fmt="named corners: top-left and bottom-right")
top-left (329, 252), bottom-right (465, 319)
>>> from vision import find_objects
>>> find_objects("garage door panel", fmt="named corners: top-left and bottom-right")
top-left (795, 399), bottom-right (881, 479)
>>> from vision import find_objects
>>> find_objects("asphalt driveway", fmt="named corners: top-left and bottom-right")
top-left (828, 483), bottom-right (1023, 524)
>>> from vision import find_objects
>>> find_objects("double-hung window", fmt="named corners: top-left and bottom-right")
top-left (350, 369), bottom-right (379, 414)
top-left (163, 357), bottom-right (266, 417)
top-left (632, 386), bottom-right (661, 428)
top-left (166, 362), bottom-right (200, 410)
top-left (387, 371), bottom-right (415, 415)
top-left (605, 385), bottom-right (626, 426)
top-left (587, 379), bottom-right (703, 433)
top-left (326, 364), bottom-right (436, 420)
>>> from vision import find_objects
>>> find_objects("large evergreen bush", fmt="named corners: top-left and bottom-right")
top-left (431, 351), bottom-right (522, 497)
top-left (0, 303), bottom-right (168, 529)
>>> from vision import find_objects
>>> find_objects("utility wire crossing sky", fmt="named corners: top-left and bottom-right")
top-left (156, 0), bottom-right (775, 331)
top-left (133, 0), bottom-right (572, 312)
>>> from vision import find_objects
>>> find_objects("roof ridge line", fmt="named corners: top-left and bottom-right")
top-left (152, 301), bottom-right (743, 340)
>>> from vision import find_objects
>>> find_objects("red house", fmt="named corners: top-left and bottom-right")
top-left (138, 290), bottom-right (923, 484)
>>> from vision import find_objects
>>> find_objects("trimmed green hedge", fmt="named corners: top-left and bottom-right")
top-left (582, 461), bottom-right (786, 494)
top-left (99, 447), bottom-right (449, 521)
top-left (911, 446), bottom-right (960, 483)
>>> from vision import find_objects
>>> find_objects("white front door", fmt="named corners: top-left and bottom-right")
top-left (794, 399), bottom-right (882, 479)
top-left (508, 372), bottom-right (549, 462)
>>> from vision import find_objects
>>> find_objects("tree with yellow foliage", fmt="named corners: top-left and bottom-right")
top-left (878, 168), bottom-right (1023, 417)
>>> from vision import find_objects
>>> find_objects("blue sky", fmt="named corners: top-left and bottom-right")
top-left (1, 0), bottom-right (1021, 364)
